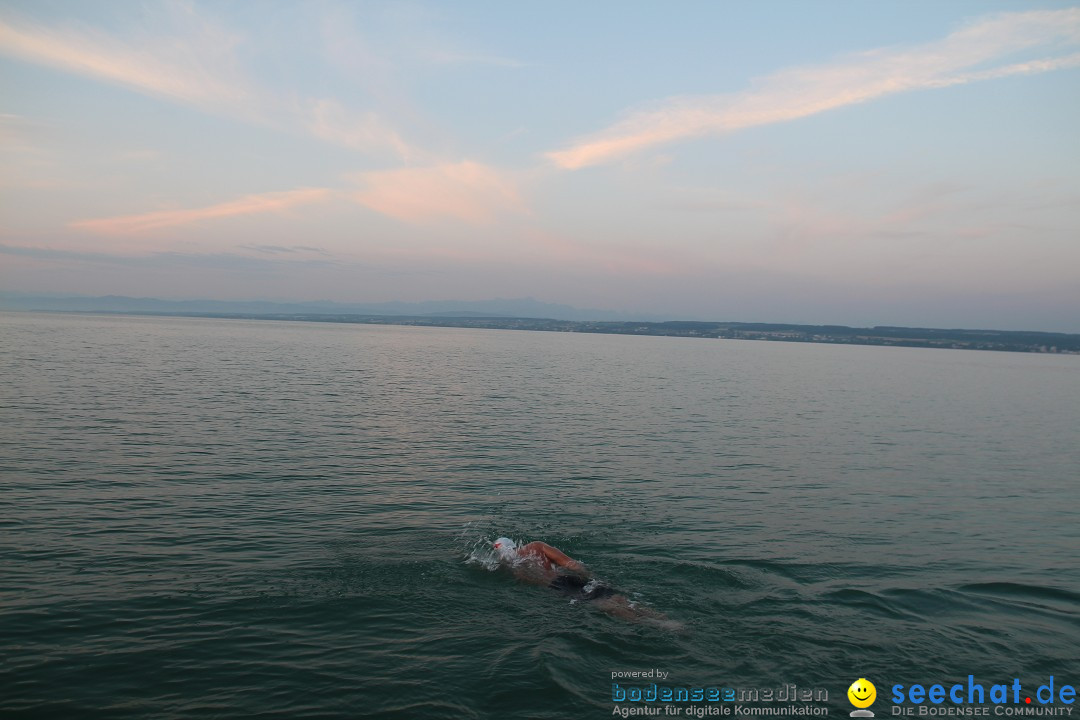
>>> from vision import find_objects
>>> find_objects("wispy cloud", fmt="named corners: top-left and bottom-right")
top-left (0, 11), bottom-right (254, 119)
top-left (241, 244), bottom-right (330, 256)
top-left (70, 188), bottom-right (332, 235)
top-left (548, 9), bottom-right (1080, 169)
top-left (307, 98), bottom-right (417, 160)
top-left (0, 242), bottom-right (333, 270)
top-left (351, 162), bottom-right (526, 225)
top-left (0, 8), bottom-right (414, 157)
top-left (0, 113), bottom-right (37, 147)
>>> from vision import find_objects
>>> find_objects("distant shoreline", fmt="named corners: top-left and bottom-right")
top-left (8, 308), bottom-right (1079, 355)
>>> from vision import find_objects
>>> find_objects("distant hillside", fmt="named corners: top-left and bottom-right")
top-left (4, 293), bottom-right (1078, 353)
top-left (0, 293), bottom-right (654, 322)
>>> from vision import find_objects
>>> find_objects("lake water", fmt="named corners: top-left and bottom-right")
top-left (1, 312), bottom-right (1078, 719)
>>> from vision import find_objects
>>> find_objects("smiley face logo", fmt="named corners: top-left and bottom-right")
top-left (848, 678), bottom-right (876, 709)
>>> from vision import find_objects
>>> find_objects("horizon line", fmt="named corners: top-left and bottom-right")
top-left (1, 292), bottom-right (1078, 339)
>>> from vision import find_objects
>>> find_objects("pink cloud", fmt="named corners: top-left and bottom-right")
top-left (0, 13), bottom-right (414, 157)
top-left (70, 188), bottom-right (332, 236)
top-left (351, 161), bottom-right (526, 225)
top-left (548, 9), bottom-right (1080, 169)
top-left (307, 99), bottom-right (417, 161)
top-left (0, 13), bottom-right (254, 119)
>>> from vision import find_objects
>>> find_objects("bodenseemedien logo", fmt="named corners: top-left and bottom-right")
top-left (850, 678), bottom-right (877, 718)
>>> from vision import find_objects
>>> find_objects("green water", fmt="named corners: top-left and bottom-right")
top-left (1, 312), bottom-right (1078, 718)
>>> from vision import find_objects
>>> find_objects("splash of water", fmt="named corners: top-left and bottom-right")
top-left (460, 525), bottom-right (521, 572)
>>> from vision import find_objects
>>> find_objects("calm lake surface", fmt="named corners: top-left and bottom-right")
top-left (2, 312), bottom-right (1078, 719)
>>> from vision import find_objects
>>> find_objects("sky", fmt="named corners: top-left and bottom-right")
top-left (1, 1), bottom-right (1079, 331)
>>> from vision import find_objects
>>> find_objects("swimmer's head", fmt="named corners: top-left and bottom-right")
top-left (493, 537), bottom-right (517, 561)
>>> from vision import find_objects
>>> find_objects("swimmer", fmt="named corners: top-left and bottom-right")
top-left (493, 538), bottom-right (587, 579)
top-left (492, 538), bottom-right (676, 626)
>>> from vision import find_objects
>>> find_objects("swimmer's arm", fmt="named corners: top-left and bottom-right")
top-left (537, 543), bottom-right (586, 573)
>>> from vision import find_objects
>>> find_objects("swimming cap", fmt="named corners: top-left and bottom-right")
top-left (493, 537), bottom-right (517, 561)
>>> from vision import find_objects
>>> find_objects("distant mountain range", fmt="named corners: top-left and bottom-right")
top-left (0, 293), bottom-right (658, 322)
top-left (3, 292), bottom-right (1078, 353)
